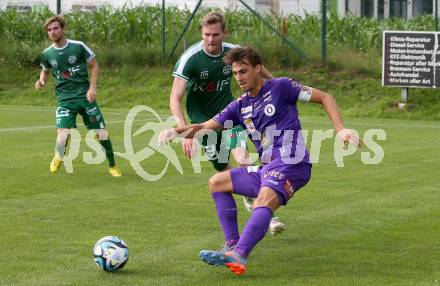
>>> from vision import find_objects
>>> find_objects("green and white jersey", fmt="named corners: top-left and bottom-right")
top-left (173, 41), bottom-right (238, 123)
top-left (40, 39), bottom-right (95, 103)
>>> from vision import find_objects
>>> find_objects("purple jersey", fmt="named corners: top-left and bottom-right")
top-left (213, 77), bottom-right (311, 164)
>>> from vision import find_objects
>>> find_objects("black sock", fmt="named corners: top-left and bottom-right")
top-left (99, 138), bottom-right (116, 167)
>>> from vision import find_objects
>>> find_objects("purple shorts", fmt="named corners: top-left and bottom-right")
top-left (230, 160), bottom-right (312, 205)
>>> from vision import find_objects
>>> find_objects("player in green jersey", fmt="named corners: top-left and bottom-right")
top-left (35, 15), bottom-right (121, 177)
top-left (170, 11), bottom-right (285, 236)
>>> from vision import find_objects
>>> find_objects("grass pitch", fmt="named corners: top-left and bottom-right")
top-left (0, 105), bottom-right (439, 286)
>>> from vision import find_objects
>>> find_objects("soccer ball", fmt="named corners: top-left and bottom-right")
top-left (93, 236), bottom-right (129, 272)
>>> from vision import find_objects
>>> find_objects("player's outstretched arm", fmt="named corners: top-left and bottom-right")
top-left (309, 88), bottom-right (362, 148)
top-left (35, 69), bottom-right (49, 90)
top-left (158, 119), bottom-right (222, 145)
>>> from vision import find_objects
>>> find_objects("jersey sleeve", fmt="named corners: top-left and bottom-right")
top-left (172, 56), bottom-right (193, 81)
top-left (40, 52), bottom-right (50, 70)
top-left (284, 78), bottom-right (312, 103)
top-left (79, 41), bottom-right (95, 62)
top-left (213, 100), bottom-right (240, 128)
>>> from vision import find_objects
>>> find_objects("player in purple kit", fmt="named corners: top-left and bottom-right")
top-left (158, 47), bottom-right (361, 276)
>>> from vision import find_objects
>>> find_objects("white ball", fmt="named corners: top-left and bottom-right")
top-left (93, 236), bottom-right (129, 272)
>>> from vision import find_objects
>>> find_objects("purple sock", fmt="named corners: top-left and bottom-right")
top-left (235, 207), bottom-right (273, 258)
top-left (211, 192), bottom-right (239, 246)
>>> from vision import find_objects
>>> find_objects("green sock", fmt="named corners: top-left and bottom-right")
top-left (99, 139), bottom-right (116, 167)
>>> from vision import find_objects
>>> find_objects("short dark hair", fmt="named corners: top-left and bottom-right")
top-left (200, 11), bottom-right (227, 32)
top-left (43, 15), bottom-right (65, 31)
top-left (224, 46), bottom-right (262, 67)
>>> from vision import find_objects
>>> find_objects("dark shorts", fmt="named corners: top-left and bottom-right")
top-left (198, 126), bottom-right (247, 172)
top-left (230, 160), bottom-right (312, 205)
top-left (56, 100), bottom-right (106, 130)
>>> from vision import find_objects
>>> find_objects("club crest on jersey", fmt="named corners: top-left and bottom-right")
top-left (264, 104), bottom-right (276, 116)
top-left (200, 70), bottom-right (209, 79)
top-left (68, 55), bottom-right (77, 65)
top-left (223, 64), bottom-right (232, 75)
top-left (50, 60), bottom-right (58, 68)
top-left (244, 119), bottom-right (256, 133)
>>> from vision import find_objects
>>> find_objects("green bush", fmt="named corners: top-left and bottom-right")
top-left (0, 6), bottom-right (437, 71)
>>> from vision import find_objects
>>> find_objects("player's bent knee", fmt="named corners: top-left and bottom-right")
top-left (208, 171), bottom-right (232, 193)
top-left (208, 174), bottom-right (222, 192)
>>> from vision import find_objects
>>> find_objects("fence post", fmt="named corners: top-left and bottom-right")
top-left (321, 0), bottom-right (327, 65)
top-left (436, 0), bottom-right (438, 31)
top-left (161, 0), bottom-right (166, 65)
top-left (167, 0), bottom-right (203, 62)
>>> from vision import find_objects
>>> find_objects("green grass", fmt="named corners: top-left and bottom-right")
top-left (1, 105), bottom-right (439, 285)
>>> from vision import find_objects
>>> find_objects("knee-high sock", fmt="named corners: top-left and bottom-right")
top-left (99, 139), bottom-right (115, 167)
top-left (55, 135), bottom-right (69, 159)
top-left (211, 192), bottom-right (239, 246)
top-left (235, 207), bottom-right (272, 258)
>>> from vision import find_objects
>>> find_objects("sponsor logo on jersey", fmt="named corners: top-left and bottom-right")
top-left (244, 119), bottom-right (256, 133)
top-left (206, 81), bottom-right (216, 92)
top-left (68, 55), bottom-right (77, 65)
top-left (264, 104), bottom-right (276, 116)
top-left (57, 66), bottom-right (80, 79)
top-left (50, 60), bottom-right (58, 68)
top-left (223, 64), bottom-right (232, 75)
top-left (200, 70), bottom-right (209, 79)
top-left (240, 106), bottom-right (252, 114)
top-left (284, 179), bottom-right (295, 198)
top-left (60, 71), bottom-right (71, 79)
top-left (194, 79), bottom-right (229, 93)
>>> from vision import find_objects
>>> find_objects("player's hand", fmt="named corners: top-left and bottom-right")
top-left (158, 128), bottom-right (178, 145)
top-left (337, 128), bottom-right (363, 150)
top-left (181, 138), bottom-right (196, 158)
top-left (86, 87), bottom-right (97, 103)
top-left (35, 80), bottom-right (45, 90)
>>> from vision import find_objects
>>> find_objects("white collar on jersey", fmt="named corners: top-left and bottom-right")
top-left (52, 39), bottom-right (69, 50)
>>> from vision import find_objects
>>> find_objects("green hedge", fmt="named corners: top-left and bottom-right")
top-left (0, 6), bottom-right (437, 71)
